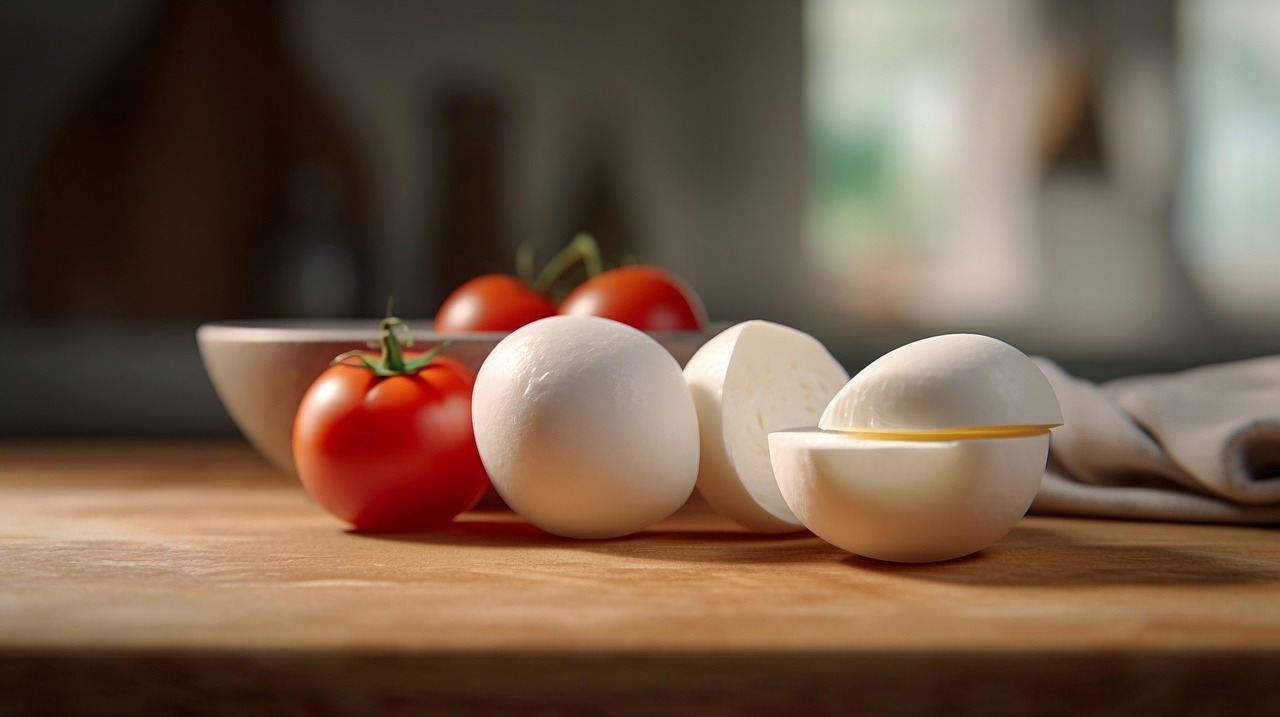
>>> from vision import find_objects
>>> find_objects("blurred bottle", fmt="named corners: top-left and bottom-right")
top-left (566, 151), bottom-right (634, 267)
top-left (268, 161), bottom-right (363, 317)
top-left (22, 0), bottom-right (370, 321)
top-left (562, 110), bottom-right (635, 269)
top-left (429, 86), bottom-right (509, 308)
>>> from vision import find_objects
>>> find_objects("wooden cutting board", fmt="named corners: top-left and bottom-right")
top-left (2, 440), bottom-right (1279, 716)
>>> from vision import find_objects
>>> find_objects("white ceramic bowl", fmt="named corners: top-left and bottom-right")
top-left (197, 318), bottom-right (722, 478)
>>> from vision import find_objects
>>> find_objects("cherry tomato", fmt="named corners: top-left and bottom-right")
top-left (293, 330), bottom-right (489, 532)
top-left (434, 274), bottom-right (556, 332)
top-left (558, 265), bottom-right (708, 331)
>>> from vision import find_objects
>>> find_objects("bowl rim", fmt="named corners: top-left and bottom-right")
top-left (196, 318), bottom-right (506, 343)
top-left (196, 318), bottom-right (726, 344)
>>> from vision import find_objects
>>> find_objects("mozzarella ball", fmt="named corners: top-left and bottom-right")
top-left (684, 321), bottom-right (849, 532)
top-left (472, 316), bottom-right (700, 538)
top-left (819, 333), bottom-right (1062, 433)
top-left (770, 429), bottom-right (1050, 562)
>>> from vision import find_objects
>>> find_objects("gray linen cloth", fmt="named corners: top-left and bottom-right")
top-left (1031, 356), bottom-right (1280, 524)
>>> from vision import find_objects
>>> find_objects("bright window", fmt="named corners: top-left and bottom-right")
top-left (1179, 0), bottom-right (1280, 328)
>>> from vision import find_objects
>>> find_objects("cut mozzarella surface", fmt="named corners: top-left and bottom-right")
top-left (684, 321), bottom-right (849, 532)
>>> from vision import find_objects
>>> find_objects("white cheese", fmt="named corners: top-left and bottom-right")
top-left (473, 316), bottom-right (700, 539)
top-left (683, 321), bottom-right (849, 532)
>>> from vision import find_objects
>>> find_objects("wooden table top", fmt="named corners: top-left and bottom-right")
top-left (3, 440), bottom-right (1279, 716)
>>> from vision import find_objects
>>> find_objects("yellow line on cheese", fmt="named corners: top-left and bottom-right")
top-left (836, 424), bottom-right (1058, 442)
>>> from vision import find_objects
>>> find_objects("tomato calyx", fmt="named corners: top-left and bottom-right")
top-left (331, 316), bottom-right (446, 377)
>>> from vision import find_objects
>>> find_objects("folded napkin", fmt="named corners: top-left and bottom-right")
top-left (1031, 356), bottom-right (1280, 524)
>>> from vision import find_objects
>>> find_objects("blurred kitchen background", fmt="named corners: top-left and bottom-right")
top-left (2, 0), bottom-right (1279, 436)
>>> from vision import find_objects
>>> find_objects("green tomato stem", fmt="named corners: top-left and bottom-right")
top-left (331, 315), bottom-right (447, 377)
top-left (532, 233), bottom-right (603, 294)
top-left (516, 243), bottom-right (536, 286)
top-left (379, 316), bottom-right (409, 373)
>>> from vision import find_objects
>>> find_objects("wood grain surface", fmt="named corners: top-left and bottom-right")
top-left (2, 440), bottom-right (1279, 716)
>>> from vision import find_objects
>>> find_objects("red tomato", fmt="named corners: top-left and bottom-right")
top-left (434, 274), bottom-right (556, 332)
top-left (292, 353), bottom-right (489, 532)
top-left (558, 265), bottom-right (708, 331)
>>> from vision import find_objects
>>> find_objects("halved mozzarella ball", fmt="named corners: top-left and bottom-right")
top-left (683, 321), bottom-right (849, 532)
top-left (770, 333), bottom-right (1062, 562)
top-left (819, 333), bottom-right (1062, 435)
top-left (473, 316), bottom-right (700, 539)
top-left (770, 429), bottom-right (1050, 562)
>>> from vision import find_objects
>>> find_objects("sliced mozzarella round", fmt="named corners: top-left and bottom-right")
top-left (684, 320), bottom-right (849, 532)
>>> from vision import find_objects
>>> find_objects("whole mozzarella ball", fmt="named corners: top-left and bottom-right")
top-left (472, 316), bottom-right (700, 538)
